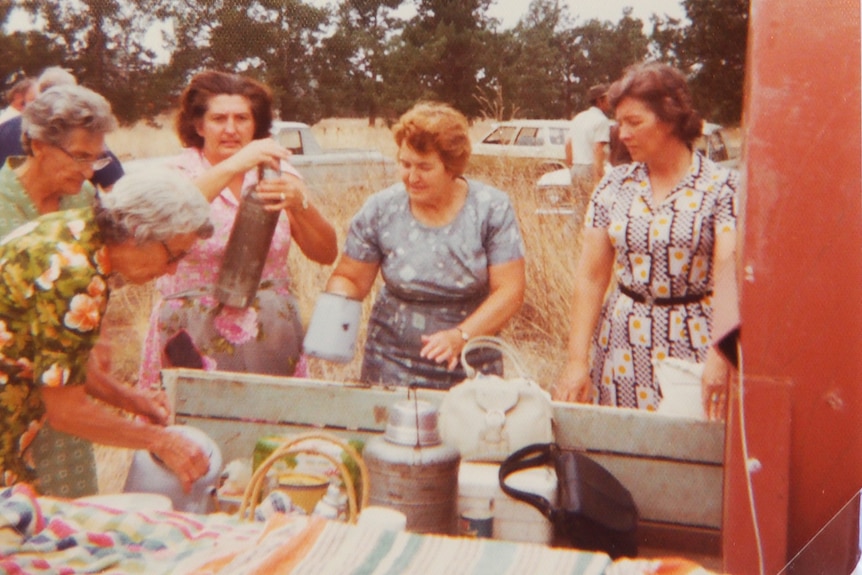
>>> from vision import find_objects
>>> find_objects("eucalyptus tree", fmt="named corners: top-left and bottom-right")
top-left (393, 0), bottom-right (496, 118)
top-left (318, 0), bottom-right (405, 123)
top-left (557, 8), bottom-right (649, 117)
top-left (680, 0), bottom-right (748, 123)
top-left (161, 0), bottom-right (330, 124)
top-left (493, 0), bottom-right (574, 120)
top-left (15, 0), bottom-right (164, 123)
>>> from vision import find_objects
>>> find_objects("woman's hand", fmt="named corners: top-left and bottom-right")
top-left (554, 360), bottom-right (596, 403)
top-left (420, 328), bottom-right (466, 371)
top-left (701, 347), bottom-right (731, 421)
top-left (221, 138), bottom-right (292, 176)
top-left (129, 388), bottom-right (172, 426)
top-left (255, 172), bottom-right (308, 212)
top-left (148, 429), bottom-right (211, 493)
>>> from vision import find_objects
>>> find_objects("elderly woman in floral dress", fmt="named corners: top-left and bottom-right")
top-left (0, 83), bottom-right (171, 497)
top-left (0, 169), bottom-right (214, 493)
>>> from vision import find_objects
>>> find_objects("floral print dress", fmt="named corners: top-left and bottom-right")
top-left (345, 179), bottom-right (525, 389)
top-left (138, 149), bottom-right (306, 390)
top-left (586, 152), bottom-right (738, 410)
top-left (0, 161), bottom-right (100, 498)
top-left (0, 209), bottom-right (109, 488)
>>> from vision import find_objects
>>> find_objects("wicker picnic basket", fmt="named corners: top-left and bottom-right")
top-left (238, 432), bottom-right (369, 523)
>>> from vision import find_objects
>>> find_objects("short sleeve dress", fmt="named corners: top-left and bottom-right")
top-left (0, 209), bottom-right (108, 489)
top-left (586, 152), bottom-right (738, 410)
top-left (0, 159), bottom-right (100, 498)
top-left (138, 149), bottom-right (306, 390)
top-left (345, 178), bottom-right (525, 389)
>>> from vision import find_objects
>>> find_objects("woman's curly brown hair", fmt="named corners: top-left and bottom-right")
top-left (175, 70), bottom-right (273, 149)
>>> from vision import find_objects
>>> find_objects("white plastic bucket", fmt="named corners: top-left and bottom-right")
top-left (654, 357), bottom-right (706, 420)
top-left (302, 292), bottom-right (362, 363)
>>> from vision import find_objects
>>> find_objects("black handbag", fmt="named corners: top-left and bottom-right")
top-left (498, 442), bottom-right (638, 558)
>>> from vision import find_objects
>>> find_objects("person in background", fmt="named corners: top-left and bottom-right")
top-left (0, 77), bottom-right (37, 124)
top-left (138, 70), bottom-right (337, 390)
top-left (554, 63), bottom-right (738, 421)
top-left (565, 84), bottom-right (611, 192)
top-left (322, 102), bottom-right (526, 389)
top-left (0, 67), bottom-right (124, 190)
top-left (0, 83), bottom-right (176, 496)
top-left (0, 168), bottom-right (214, 493)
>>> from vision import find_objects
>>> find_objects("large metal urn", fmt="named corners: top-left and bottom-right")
top-left (215, 164), bottom-right (280, 308)
top-left (364, 396), bottom-right (460, 534)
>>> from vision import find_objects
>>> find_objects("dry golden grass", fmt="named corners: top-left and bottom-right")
top-left (95, 116), bottom-right (580, 493)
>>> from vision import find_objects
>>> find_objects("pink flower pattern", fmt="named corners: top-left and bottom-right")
top-left (138, 149), bottom-right (308, 389)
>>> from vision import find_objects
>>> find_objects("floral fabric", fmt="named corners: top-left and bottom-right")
top-left (0, 208), bottom-right (109, 486)
top-left (138, 149), bottom-right (306, 390)
top-left (0, 158), bottom-right (100, 497)
top-left (585, 152), bottom-right (738, 409)
top-left (0, 157), bottom-right (96, 239)
top-left (345, 179), bottom-right (525, 388)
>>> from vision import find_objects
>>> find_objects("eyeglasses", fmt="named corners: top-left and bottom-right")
top-left (53, 143), bottom-right (112, 171)
top-left (160, 240), bottom-right (190, 265)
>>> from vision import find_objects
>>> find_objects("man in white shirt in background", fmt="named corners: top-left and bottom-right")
top-left (565, 83), bottom-right (611, 193)
top-left (0, 77), bottom-right (37, 124)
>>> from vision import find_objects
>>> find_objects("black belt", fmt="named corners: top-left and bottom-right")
top-left (618, 284), bottom-right (712, 306)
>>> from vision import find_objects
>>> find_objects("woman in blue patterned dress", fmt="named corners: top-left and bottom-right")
top-left (555, 63), bottom-right (738, 421)
top-left (323, 102), bottom-right (526, 389)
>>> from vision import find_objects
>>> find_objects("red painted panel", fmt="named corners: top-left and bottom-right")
top-left (730, 0), bottom-right (862, 570)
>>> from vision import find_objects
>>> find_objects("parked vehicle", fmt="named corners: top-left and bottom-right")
top-left (269, 121), bottom-right (395, 192)
top-left (534, 122), bottom-right (739, 216)
top-left (124, 121), bottom-right (396, 194)
top-left (469, 119), bottom-right (570, 174)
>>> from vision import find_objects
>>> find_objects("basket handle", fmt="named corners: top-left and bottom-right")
top-left (460, 335), bottom-right (530, 379)
top-left (238, 432), bottom-right (369, 523)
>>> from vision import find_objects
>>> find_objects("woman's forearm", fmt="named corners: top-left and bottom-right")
top-left (287, 204), bottom-right (338, 265)
top-left (564, 229), bottom-right (614, 366)
top-left (565, 274), bottom-right (610, 365)
top-left (457, 259), bottom-right (525, 338)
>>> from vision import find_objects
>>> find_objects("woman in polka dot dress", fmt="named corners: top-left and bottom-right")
top-left (554, 63), bottom-right (738, 421)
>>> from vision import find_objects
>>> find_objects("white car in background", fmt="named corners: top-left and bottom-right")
top-left (535, 122), bottom-right (738, 216)
top-left (470, 119), bottom-right (570, 172)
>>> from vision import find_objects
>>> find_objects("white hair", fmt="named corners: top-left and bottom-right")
top-left (96, 167), bottom-right (213, 244)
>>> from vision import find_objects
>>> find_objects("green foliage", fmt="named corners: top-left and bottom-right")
top-left (0, 0), bottom-right (748, 126)
top-left (681, 0), bottom-right (749, 123)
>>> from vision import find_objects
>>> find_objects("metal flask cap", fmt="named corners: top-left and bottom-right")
top-left (384, 398), bottom-right (442, 446)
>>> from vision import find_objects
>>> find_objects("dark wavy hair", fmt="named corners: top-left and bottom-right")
top-left (393, 102), bottom-right (472, 176)
top-left (175, 70), bottom-right (273, 149)
top-left (608, 62), bottom-right (703, 147)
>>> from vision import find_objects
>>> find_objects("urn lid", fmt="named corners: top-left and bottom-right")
top-left (384, 399), bottom-right (442, 446)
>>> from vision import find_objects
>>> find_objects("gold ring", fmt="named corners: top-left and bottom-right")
top-left (280, 192), bottom-right (286, 201)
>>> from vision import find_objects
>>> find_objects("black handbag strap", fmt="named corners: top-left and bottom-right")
top-left (498, 442), bottom-right (557, 520)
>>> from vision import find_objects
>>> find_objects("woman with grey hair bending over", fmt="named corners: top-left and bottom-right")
top-left (0, 168), bottom-right (215, 495)
top-left (0, 83), bottom-right (165, 497)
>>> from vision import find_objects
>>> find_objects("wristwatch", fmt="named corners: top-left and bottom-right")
top-left (456, 327), bottom-right (470, 342)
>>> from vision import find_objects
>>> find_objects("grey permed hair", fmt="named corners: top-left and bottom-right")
top-left (96, 167), bottom-right (213, 245)
top-left (20, 84), bottom-right (117, 155)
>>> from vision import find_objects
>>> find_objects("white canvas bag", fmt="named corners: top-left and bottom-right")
top-left (438, 336), bottom-right (554, 461)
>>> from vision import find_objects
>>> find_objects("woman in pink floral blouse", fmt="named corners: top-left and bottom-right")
top-left (138, 71), bottom-right (337, 389)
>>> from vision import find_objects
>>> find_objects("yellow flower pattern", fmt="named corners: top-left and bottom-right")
top-left (583, 153), bottom-right (738, 409)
